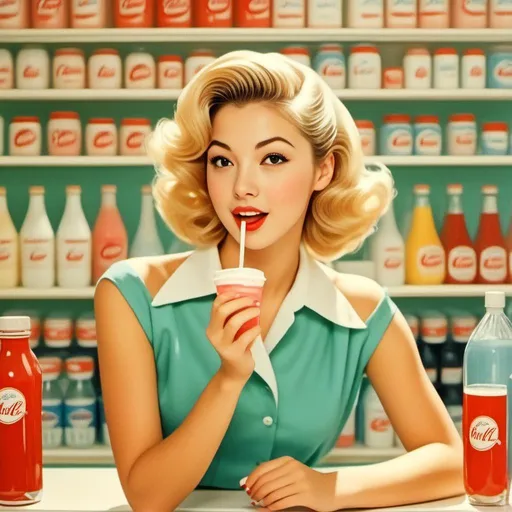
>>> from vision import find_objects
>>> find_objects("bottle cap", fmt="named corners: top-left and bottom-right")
top-left (485, 291), bottom-right (505, 309)
top-left (0, 316), bottom-right (31, 336)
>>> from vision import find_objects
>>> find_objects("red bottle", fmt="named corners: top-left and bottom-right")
top-left (475, 185), bottom-right (508, 284)
top-left (0, 316), bottom-right (42, 507)
top-left (157, 0), bottom-right (192, 26)
top-left (440, 184), bottom-right (477, 284)
top-left (114, 0), bottom-right (154, 28)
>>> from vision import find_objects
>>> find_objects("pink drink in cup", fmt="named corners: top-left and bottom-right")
top-left (214, 268), bottom-right (266, 341)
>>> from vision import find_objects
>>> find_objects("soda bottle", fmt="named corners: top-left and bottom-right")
top-left (40, 356), bottom-right (65, 449)
top-left (0, 316), bottom-right (43, 506)
top-left (440, 184), bottom-right (477, 284)
top-left (64, 356), bottom-right (97, 448)
top-left (92, 185), bottom-right (128, 283)
top-left (405, 184), bottom-right (445, 285)
top-left (474, 185), bottom-right (508, 285)
top-left (369, 199), bottom-right (405, 286)
top-left (463, 291), bottom-right (512, 505)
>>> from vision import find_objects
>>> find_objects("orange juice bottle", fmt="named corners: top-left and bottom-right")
top-left (405, 184), bottom-right (446, 285)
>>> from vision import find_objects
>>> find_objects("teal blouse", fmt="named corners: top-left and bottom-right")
top-left (98, 244), bottom-right (397, 489)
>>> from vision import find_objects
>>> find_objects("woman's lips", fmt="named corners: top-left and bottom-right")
top-left (233, 213), bottom-right (268, 231)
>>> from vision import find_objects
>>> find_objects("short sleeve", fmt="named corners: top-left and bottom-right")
top-left (96, 261), bottom-right (154, 343)
top-left (357, 292), bottom-right (397, 372)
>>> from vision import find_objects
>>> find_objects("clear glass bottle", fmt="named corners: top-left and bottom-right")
top-left (40, 357), bottom-right (64, 449)
top-left (463, 291), bottom-right (512, 505)
top-left (64, 356), bottom-right (97, 449)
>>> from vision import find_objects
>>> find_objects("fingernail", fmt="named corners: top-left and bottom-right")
top-left (239, 476), bottom-right (248, 487)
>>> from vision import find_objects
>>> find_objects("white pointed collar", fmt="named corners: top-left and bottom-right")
top-left (151, 244), bottom-right (367, 330)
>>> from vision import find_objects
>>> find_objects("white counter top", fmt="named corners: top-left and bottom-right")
top-left (0, 468), bottom-right (507, 512)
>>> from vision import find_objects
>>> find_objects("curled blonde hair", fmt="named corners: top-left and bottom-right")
top-left (147, 50), bottom-right (394, 262)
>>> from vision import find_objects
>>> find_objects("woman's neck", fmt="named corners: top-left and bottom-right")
top-left (218, 231), bottom-right (301, 299)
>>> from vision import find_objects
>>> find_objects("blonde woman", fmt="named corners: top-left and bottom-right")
top-left (94, 50), bottom-right (463, 512)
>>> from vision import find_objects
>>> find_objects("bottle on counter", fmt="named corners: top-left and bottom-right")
top-left (463, 291), bottom-right (512, 506)
top-left (364, 384), bottom-right (394, 448)
top-left (56, 185), bottom-right (92, 288)
top-left (0, 187), bottom-right (19, 289)
top-left (20, 186), bottom-right (55, 289)
top-left (130, 185), bottom-right (164, 258)
top-left (0, 316), bottom-right (43, 507)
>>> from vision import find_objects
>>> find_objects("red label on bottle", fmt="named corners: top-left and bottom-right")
top-left (163, 0), bottom-right (190, 16)
top-left (98, 66), bottom-right (115, 78)
top-left (370, 417), bottom-right (391, 432)
top-left (56, 64), bottom-right (83, 77)
top-left (52, 130), bottom-right (77, 148)
top-left (126, 131), bottom-right (145, 148)
top-left (100, 244), bottom-right (123, 260)
top-left (448, 246), bottom-right (477, 282)
top-left (0, 388), bottom-right (26, 425)
top-left (23, 66), bottom-right (40, 78)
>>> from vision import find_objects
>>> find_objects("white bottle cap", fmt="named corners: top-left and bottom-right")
top-left (485, 291), bottom-right (505, 309)
top-left (0, 316), bottom-right (31, 335)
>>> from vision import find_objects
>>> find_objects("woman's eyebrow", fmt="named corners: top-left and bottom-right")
top-left (207, 136), bottom-right (295, 152)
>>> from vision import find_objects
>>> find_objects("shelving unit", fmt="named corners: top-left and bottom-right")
top-left (2, 28), bottom-right (512, 43)
top-left (2, 285), bottom-right (511, 300)
top-left (2, 155), bottom-right (512, 167)
top-left (3, 89), bottom-right (512, 101)
top-left (42, 443), bottom-right (404, 466)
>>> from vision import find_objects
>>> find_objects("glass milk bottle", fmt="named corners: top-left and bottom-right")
top-left (20, 186), bottom-right (55, 288)
top-left (129, 185), bottom-right (164, 257)
top-left (64, 357), bottom-right (97, 449)
top-left (463, 291), bottom-right (512, 506)
top-left (0, 187), bottom-right (19, 288)
top-left (57, 185), bottom-right (92, 288)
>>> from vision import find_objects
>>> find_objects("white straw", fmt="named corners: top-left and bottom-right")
top-left (239, 221), bottom-right (246, 268)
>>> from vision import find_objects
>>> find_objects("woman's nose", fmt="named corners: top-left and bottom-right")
top-left (233, 165), bottom-right (259, 199)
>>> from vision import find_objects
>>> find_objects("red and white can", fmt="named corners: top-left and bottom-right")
top-left (86, 118), bottom-right (118, 156)
top-left (120, 118), bottom-right (152, 156)
top-left (44, 315), bottom-right (73, 349)
top-left (235, 0), bottom-right (270, 27)
top-left (32, 0), bottom-right (68, 28)
top-left (71, 0), bottom-right (107, 28)
top-left (194, 0), bottom-right (232, 27)
top-left (48, 111), bottom-right (82, 157)
top-left (158, 55), bottom-right (183, 89)
top-left (125, 52), bottom-right (156, 89)
top-left (463, 385), bottom-right (508, 502)
top-left (53, 48), bottom-right (86, 89)
top-left (0, 0), bottom-right (29, 28)
top-left (114, 0), bottom-right (154, 27)
top-left (157, 0), bottom-right (191, 26)
top-left (272, 0), bottom-right (305, 27)
top-left (9, 116), bottom-right (42, 156)
top-left (355, 120), bottom-right (376, 156)
top-left (16, 47), bottom-right (50, 89)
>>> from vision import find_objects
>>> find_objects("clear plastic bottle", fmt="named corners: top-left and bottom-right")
top-left (64, 357), bottom-right (97, 449)
top-left (463, 291), bottom-right (512, 505)
top-left (40, 356), bottom-right (64, 449)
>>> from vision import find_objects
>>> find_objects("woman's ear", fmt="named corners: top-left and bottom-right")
top-left (313, 152), bottom-right (335, 192)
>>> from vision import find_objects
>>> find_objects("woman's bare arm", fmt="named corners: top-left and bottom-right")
top-left (95, 277), bottom-right (248, 511)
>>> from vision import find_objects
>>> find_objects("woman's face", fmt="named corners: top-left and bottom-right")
top-left (206, 102), bottom-right (329, 250)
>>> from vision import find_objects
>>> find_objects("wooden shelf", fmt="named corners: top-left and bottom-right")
top-left (2, 28), bottom-right (512, 43)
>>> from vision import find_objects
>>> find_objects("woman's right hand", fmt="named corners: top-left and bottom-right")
top-left (206, 292), bottom-right (262, 386)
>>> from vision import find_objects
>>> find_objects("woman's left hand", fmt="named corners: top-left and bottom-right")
top-left (243, 456), bottom-right (337, 511)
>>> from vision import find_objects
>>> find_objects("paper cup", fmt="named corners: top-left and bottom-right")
top-left (213, 268), bottom-right (266, 340)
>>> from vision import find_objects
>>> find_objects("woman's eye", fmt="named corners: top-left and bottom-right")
top-left (209, 156), bottom-right (232, 168)
top-left (262, 153), bottom-right (288, 165)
